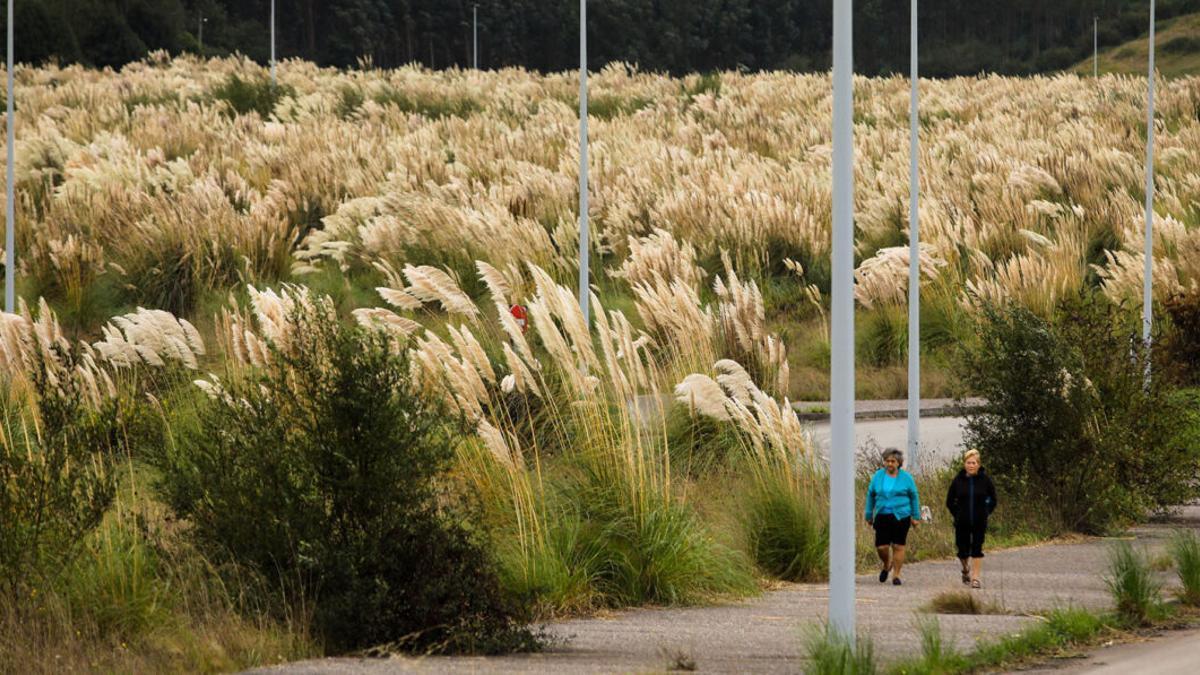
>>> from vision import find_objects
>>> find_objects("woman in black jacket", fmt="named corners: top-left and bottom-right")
top-left (945, 448), bottom-right (997, 589)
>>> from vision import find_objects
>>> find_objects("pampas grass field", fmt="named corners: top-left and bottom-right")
top-left (1, 52), bottom-right (1198, 668)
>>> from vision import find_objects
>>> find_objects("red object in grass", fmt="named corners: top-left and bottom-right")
top-left (509, 304), bottom-right (529, 334)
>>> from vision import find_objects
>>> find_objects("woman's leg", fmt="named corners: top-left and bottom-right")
top-left (891, 545), bottom-right (907, 579)
top-left (876, 544), bottom-right (891, 569)
top-left (970, 521), bottom-right (987, 582)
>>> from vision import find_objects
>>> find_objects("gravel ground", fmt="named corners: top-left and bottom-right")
top-left (253, 507), bottom-right (1199, 674)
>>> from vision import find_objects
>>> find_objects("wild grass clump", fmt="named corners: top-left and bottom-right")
top-left (741, 461), bottom-right (828, 582)
top-left (924, 590), bottom-right (1004, 616)
top-left (1168, 529), bottom-right (1200, 606)
top-left (938, 607), bottom-right (1110, 673)
top-left (893, 616), bottom-right (965, 675)
top-left (1103, 542), bottom-right (1164, 626)
top-left (802, 624), bottom-right (877, 675)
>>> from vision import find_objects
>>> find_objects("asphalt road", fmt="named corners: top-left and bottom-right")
top-left (1020, 627), bottom-right (1200, 674)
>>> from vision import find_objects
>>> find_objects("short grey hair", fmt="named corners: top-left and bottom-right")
top-left (881, 447), bottom-right (904, 467)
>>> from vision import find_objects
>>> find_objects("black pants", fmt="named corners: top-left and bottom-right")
top-left (955, 519), bottom-right (987, 559)
top-left (873, 513), bottom-right (911, 547)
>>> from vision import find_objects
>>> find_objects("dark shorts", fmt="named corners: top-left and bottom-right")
top-left (873, 513), bottom-right (911, 547)
top-left (955, 519), bottom-right (988, 558)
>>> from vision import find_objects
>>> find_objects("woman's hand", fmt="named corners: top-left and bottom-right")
top-left (864, 518), bottom-right (872, 527)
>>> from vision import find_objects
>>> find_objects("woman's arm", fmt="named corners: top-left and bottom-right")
top-left (864, 472), bottom-right (876, 522)
top-left (985, 475), bottom-right (998, 515)
top-left (945, 478), bottom-right (957, 516)
top-left (908, 473), bottom-right (921, 520)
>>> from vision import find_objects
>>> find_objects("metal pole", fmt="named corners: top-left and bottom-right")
top-left (1094, 16), bottom-right (1099, 78)
top-left (5, 0), bottom-right (13, 312)
top-left (198, 16), bottom-right (203, 54)
top-left (270, 0), bottom-right (276, 86)
top-left (577, 0), bottom-right (590, 325)
top-left (830, 0), bottom-right (855, 639)
top-left (473, 5), bottom-right (478, 70)
top-left (907, 0), bottom-right (920, 476)
top-left (1143, 1), bottom-right (1155, 346)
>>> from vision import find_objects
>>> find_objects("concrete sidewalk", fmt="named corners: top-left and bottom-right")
top-left (792, 398), bottom-right (985, 421)
top-left (260, 507), bottom-right (1199, 674)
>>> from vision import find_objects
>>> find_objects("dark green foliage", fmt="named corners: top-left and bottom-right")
top-left (155, 308), bottom-right (539, 654)
top-left (1164, 292), bottom-right (1200, 385)
top-left (957, 295), bottom-right (1200, 534)
top-left (209, 74), bottom-right (295, 119)
top-left (666, 407), bottom-right (744, 475)
top-left (1163, 35), bottom-right (1200, 54)
top-left (14, 2), bottom-right (1200, 78)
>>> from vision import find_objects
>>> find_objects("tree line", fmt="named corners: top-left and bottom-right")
top-left (4, 1), bottom-right (1199, 76)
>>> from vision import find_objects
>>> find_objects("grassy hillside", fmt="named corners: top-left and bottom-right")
top-left (1074, 12), bottom-right (1200, 77)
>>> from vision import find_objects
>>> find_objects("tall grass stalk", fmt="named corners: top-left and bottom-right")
top-left (1168, 529), bottom-right (1200, 606)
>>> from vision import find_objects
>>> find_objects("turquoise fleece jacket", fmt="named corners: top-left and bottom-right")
top-left (864, 468), bottom-right (921, 522)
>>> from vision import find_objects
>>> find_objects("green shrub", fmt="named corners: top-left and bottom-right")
top-left (210, 74), bottom-right (295, 118)
top-left (957, 295), bottom-right (1200, 534)
top-left (1162, 36), bottom-right (1200, 55)
top-left (0, 350), bottom-right (144, 593)
top-left (1104, 542), bottom-right (1163, 626)
top-left (1164, 292), bottom-right (1200, 386)
top-left (1168, 529), bottom-right (1200, 606)
top-left (156, 305), bottom-right (539, 654)
top-left (803, 624), bottom-right (877, 675)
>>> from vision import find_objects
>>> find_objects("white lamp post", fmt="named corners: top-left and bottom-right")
top-left (907, 0), bottom-right (920, 475)
top-left (270, 0), bottom-right (277, 86)
top-left (473, 5), bottom-right (479, 70)
top-left (5, 0), bottom-right (13, 312)
top-left (829, 0), bottom-right (856, 638)
top-left (578, 0), bottom-right (590, 325)
top-left (1143, 1), bottom-right (1156, 346)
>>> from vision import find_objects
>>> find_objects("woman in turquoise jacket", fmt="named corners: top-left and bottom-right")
top-left (864, 447), bottom-right (921, 585)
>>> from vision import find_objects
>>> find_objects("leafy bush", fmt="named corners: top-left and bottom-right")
top-left (1104, 542), bottom-right (1163, 626)
top-left (1169, 529), bottom-right (1200, 606)
top-left (957, 295), bottom-right (1200, 534)
top-left (0, 351), bottom-right (144, 593)
top-left (156, 305), bottom-right (539, 654)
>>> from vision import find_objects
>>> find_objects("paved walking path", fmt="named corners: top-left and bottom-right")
top-left (260, 507), bottom-right (1199, 674)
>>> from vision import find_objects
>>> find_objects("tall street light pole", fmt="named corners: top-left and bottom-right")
top-left (5, 0), bottom-right (13, 312)
top-left (270, 0), bottom-right (276, 86)
top-left (907, 0), bottom-right (920, 475)
top-left (199, 16), bottom-right (207, 55)
top-left (1094, 16), bottom-right (1099, 78)
top-left (830, 0), bottom-right (856, 638)
top-left (578, 0), bottom-right (590, 325)
top-left (1143, 1), bottom-right (1156, 346)
top-left (473, 5), bottom-right (479, 70)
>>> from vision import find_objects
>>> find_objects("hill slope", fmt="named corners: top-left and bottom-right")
top-left (1074, 12), bottom-right (1200, 77)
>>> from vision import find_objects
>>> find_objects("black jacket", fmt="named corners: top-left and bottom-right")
top-left (945, 468), bottom-right (998, 527)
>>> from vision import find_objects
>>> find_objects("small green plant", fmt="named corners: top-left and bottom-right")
top-left (803, 624), bottom-right (876, 675)
top-left (1169, 529), bottom-right (1200, 606)
top-left (1104, 542), bottom-right (1163, 626)
top-left (894, 615), bottom-right (965, 674)
top-left (961, 607), bottom-right (1110, 671)
top-left (924, 590), bottom-right (1004, 616)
